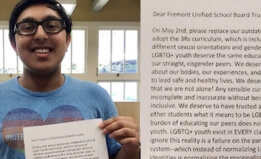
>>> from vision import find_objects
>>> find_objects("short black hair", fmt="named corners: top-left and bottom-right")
top-left (9, 0), bottom-right (72, 44)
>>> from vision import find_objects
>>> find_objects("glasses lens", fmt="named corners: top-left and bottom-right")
top-left (18, 22), bottom-right (37, 35)
top-left (43, 20), bottom-right (63, 33)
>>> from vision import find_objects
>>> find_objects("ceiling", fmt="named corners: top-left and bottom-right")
top-left (0, 0), bottom-right (140, 21)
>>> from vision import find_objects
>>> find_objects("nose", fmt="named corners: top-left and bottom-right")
top-left (33, 25), bottom-right (48, 41)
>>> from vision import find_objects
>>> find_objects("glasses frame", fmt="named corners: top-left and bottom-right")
top-left (14, 19), bottom-right (66, 36)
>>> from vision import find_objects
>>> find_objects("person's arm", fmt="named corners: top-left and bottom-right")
top-left (99, 116), bottom-right (140, 159)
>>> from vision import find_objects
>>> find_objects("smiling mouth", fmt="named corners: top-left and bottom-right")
top-left (34, 49), bottom-right (50, 54)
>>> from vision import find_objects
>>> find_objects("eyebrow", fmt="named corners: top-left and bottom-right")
top-left (17, 15), bottom-right (61, 23)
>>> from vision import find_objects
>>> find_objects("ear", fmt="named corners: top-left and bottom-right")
top-left (66, 34), bottom-right (71, 47)
top-left (10, 41), bottom-right (18, 55)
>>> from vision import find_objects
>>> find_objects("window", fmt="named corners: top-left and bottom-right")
top-left (62, 30), bottom-right (85, 74)
top-left (97, 27), bottom-right (140, 101)
top-left (0, 29), bottom-right (85, 74)
top-left (98, 30), bottom-right (138, 74)
top-left (0, 30), bottom-right (22, 74)
top-left (98, 81), bottom-right (138, 101)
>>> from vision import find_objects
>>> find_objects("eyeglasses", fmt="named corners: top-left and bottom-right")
top-left (14, 19), bottom-right (66, 35)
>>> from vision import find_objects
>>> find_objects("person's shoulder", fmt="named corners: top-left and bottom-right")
top-left (0, 78), bottom-right (18, 93)
top-left (65, 75), bottom-right (109, 98)
top-left (0, 78), bottom-right (17, 87)
top-left (65, 75), bottom-right (104, 90)
top-left (66, 75), bottom-right (95, 85)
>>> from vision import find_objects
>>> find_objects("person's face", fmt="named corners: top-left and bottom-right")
top-left (11, 4), bottom-right (71, 75)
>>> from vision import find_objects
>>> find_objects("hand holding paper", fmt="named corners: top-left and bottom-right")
top-left (99, 116), bottom-right (140, 159)
top-left (23, 119), bottom-right (108, 159)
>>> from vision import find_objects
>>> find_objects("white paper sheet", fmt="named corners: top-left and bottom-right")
top-left (23, 119), bottom-right (108, 159)
top-left (141, 0), bottom-right (261, 158)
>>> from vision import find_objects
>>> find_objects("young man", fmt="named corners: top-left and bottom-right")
top-left (0, 0), bottom-right (140, 158)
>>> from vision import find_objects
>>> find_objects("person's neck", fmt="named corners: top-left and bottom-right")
top-left (18, 72), bottom-right (65, 92)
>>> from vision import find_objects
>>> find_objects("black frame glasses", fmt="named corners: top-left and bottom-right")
top-left (14, 19), bottom-right (66, 35)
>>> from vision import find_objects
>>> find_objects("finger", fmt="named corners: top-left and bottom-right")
top-left (99, 116), bottom-right (134, 128)
top-left (99, 117), bottom-right (138, 134)
top-left (103, 120), bottom-right (136, 135)
top-left (109, 127), bottom-right (138, 139)
top-left (109, 128), bottom-right (140, 151)
top-left (116, 136), bottom-right (140, 147)
top-left (110, 128), bottom-right (140, 153)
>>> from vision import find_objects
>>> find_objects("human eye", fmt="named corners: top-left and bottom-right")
top-left (19, 22), bottom-right (36, 33)
top-left (44, 20), bottom-right (61, 32)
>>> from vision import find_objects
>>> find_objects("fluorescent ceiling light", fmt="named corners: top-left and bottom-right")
top-left (92, 0), bottom-right (109, 11)
top-left (57, 0), bottom-right (77, 15)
